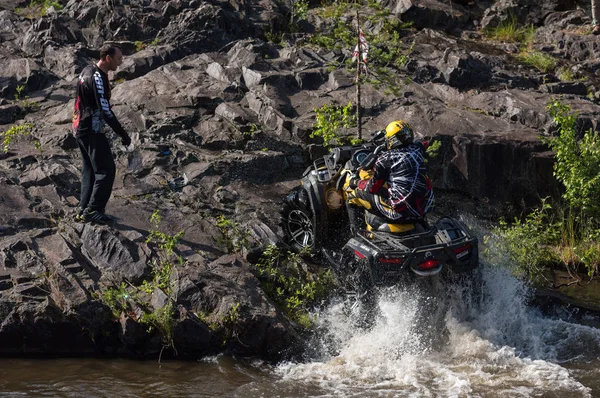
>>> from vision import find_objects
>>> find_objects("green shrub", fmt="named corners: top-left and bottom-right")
top-left (309, 0), bottom-right (413, 94)
top-left (490, 101), bottom-right (600, 280)
top-left (490, 200), bottom-right (559, 281)
top-left (15, 0), bottom-right (62, 19)
top-left (254, 245), bottom-right (336, 328)
top-left (1, 122), bottom-right (40, 153)
top-left (516, 51), bottom-right (557, 73)
top-left (100, 210), bottom-right (184, 352)
top-left (311, 102), bottom-right (357, 146)
top-left (139, 301), bottom-right (175, 351)
top-left (484, 16), bottom-right (535, 43)
top-left (544, 101), bottom-right (600, 217)
top-left (216, 215), bottom-right (250, 253)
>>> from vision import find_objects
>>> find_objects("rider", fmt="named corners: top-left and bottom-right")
top-left (347, 120), bottom-right (435, 225)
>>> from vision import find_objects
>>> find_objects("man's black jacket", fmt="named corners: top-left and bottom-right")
top-left (72, 65), bottom-right (128, 139)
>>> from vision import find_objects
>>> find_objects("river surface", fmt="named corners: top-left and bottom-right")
top-left (1, 267), bottom-right (599, 397)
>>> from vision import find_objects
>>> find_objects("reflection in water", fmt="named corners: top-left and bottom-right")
top-left (0, 357), bottom-right (267, 398)
top-left (1, 269), bottom-right (599, 397)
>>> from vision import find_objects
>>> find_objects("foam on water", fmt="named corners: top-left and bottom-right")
top-left (275, 266), bottom-right (600, 397)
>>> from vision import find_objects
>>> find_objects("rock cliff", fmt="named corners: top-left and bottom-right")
top-left (1, 0), bottom-right (599, 359)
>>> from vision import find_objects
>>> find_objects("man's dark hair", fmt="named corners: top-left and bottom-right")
top-left (99, 45), bottom-right (120, 60)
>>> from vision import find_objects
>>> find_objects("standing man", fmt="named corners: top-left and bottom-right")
top-left (73, 44), bottom-right (131, 223)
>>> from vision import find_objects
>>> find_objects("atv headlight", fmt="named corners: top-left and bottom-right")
top-left (325, 189), bottom-right (343, 210)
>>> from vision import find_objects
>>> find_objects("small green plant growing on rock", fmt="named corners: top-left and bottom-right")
top-left (311, 102), bottom-right (357, 147)
top-left (134, 41), bottom-right (147, 52)
top-left (14, 85), bottom-right (25, 101)
top-left (556, 66), bottom-right (575, 82)
top-left (290, 0), bottom-right (310, 29)
top-left (216, 215), bottom-right (250, 253)
top-left (139, 301), bottom-right (176, 353)
top-left (15, 0), bottom-right (62, 19)
top-left (484, 16), bottom-right (535, 43)
top-left (218, 302), bottom-right (242, 345)
top-left (100, 210), bottom-right (185, 356)
top-left (142, 210), bottom-right (184, 295)
top-left (425, 139), bottom-right (441, 159)
top-left (243, 123), bottom-right (259, 138)
top-left (254, 245), bottom-right (336, 328)
top-left (13, 85), bottom-right (41, 111)
top-left (1, 122), bottom-right (41, 153)
top-left (516, 51), bottom-right (556, 73)
top-left (102, 282), bottom-right (135, 318)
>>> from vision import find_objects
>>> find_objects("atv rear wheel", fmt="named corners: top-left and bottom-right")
top-left (281, 188), bottom-right (317, 252)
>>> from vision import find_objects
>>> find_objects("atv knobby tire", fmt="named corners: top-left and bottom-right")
top-left (281, 187), bottom-right (317, 252)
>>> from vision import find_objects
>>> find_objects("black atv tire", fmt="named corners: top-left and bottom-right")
top-left (281, 187), bottom-right (317, 252)
top-left (338, 254), bottom-right (376, 328)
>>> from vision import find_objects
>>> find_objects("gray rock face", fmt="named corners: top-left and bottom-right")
top-left (2, 0), bottom-right (600, 360)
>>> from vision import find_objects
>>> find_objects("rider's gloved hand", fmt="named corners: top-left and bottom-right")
top-left (349, 176), bottom-right (359, 189)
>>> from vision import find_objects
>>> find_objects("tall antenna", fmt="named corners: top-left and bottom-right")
top-left (355, 7), bottom-right (362, 140)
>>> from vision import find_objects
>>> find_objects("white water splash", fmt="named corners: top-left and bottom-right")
top-left (275, 266), bottom-right (599, 397)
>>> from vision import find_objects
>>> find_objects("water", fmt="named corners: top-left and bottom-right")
top-left (274, 267), bottom-right (600, 397)
top-left (1, 268), bottom-right (599, 397)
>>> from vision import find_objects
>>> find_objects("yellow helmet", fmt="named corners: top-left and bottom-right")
top-left (385, 120), bottom-right (413, 149)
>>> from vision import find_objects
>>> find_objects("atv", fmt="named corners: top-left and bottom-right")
top-left (281, 131), bottom-right (479, 299)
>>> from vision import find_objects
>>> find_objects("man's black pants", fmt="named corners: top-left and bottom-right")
top-left (76, 133), bottom-right (115, 213)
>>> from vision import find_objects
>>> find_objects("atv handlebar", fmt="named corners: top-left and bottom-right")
top-left (358, 143), bottom-right (386, 171)
top-left (372, 129), bottom-right (385, 142)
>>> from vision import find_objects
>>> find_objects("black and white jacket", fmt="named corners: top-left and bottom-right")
top-left (72, 65), bottom-right (127, 139)
top-left (368, 142), bottom-right (435, 219)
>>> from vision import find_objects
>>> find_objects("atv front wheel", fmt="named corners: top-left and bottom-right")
top-left (281, 188), bottom-right (317, 252)
top-left (342, 258), bottom-right (376, 328)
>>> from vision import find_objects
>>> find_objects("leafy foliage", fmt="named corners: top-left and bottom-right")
top-left (139, 301), bottom-right (175, 347)
top-left (216, 215), bottom-right (250, 253)
top-left (484, 16), bottom-right (535, 43)
top-left (309, 0), bottom-right (413, 94)
top-left (544, 101), bottom-right (600, 217)
top-left (425, 140), bottom-right (441, 159)
top-left (516, 51), bottom-right (556, 73)
top-left (489, 201), bottom-right (559, 281)
top-left (101, 210), bottom-right (184, 351)
top-left (141, 210), bottom-right (184, 295)
top-left (311, 102), bottom-right (357, 147)
top-left (1, 122), bottom-right (40, 153)
top-left (490, 102), bottom-right (600, 280)
top-left (556, 66), bottom-right (575, 82)
top-left (290, 0), bottom-right (309, 26)
top-left (15, 0), bottom-right (62, 18)
top-left (14, 85), bottom-right (25, 101)
top-left (102, 282), bottom-right (134, 318)
top-left (254, 245), bottom-right (335, 328)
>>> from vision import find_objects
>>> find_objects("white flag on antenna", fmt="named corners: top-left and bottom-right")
top-left (351, 29), bottom-right (369, 65)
